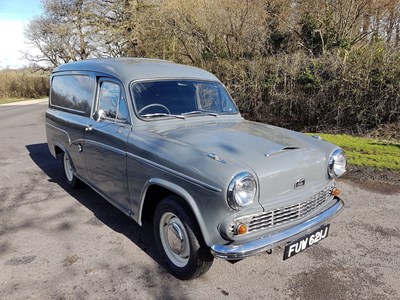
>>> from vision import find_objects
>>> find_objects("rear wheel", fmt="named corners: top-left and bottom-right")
top-left (61, 152), bottom-right (81, 188)
top-left (154, 196), bottom-right (214, 280)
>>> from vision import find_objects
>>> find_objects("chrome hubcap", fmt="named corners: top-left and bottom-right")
top-left (167, 222), bottom-right (184, 254)
top-left (63, 154), bottom-right (73, 182)
top-left (159, 212), bottom-right (190, 267)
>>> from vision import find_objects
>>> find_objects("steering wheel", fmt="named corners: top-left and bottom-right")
top-left (138, 103), bottom-right (171, 115)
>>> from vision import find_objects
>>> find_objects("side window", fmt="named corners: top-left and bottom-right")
top-left (51, 75), bottom-right (93, 115)
top-left (117, 94), bottom-right (129, 122)
top-left (98, 81), bottom-right (129, 122)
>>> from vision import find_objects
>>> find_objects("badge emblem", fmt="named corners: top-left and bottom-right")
top-left (294, 178), bottom-right (305, 189)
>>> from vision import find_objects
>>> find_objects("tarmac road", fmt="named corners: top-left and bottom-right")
top-left (0, 100), bottom-right (399, 299)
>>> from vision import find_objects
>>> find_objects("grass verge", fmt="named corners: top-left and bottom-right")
top-left (314, 134), bottom-right (400, 172)
top-left (0, 98), bottom-right (30, 105)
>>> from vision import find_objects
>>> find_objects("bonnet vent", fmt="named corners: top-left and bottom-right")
top-left (264, 146), bottom-right (300, 158)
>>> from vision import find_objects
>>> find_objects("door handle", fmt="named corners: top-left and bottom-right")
top-left (85, 125), bottom-right (93, 132)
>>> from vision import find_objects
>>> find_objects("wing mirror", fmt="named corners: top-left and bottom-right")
top-left (93, 109), bottom-right (106, 122)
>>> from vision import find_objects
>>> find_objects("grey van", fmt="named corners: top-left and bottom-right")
top-left (46, 58), bottom-right (346, 279)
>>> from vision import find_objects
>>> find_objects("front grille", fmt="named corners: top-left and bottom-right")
top-left (230, 188), bottom-right (332, 236)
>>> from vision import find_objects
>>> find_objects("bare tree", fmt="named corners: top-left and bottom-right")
top-left (24, 0), bottom-right (95, 67)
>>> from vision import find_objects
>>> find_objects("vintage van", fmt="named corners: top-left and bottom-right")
top-left (46, 58), bottom-right (346, 279)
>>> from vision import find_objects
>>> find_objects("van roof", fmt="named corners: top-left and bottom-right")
top-left (52, 58), bottom-right (220, 84)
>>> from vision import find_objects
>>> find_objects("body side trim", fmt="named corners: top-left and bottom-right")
top-left (84, 139), bottom-right (126, 157)
top-left (47, 123), bottom-right (220, 202)
top-left (126, 152), bottom-right (222, 192)
top-left (49, 104), bottom-right (85, 115)
top-left (46, 122), bottom-right (72, 145)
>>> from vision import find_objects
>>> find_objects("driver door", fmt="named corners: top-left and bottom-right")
top-left (84, 78), bottom-right (131, 211)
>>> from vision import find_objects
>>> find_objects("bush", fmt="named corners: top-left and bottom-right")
top-left (0, 68), bottom-right (49, 100)
top-left (202, 45), bottom-right (400, 133)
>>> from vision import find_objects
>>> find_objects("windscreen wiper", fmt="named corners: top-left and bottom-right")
top-left (181, 110), bottom-right (203, 116)
top-left (141, 113), bottom-right (186, 119)
top-left (181, 111), bottom-right (218, 117)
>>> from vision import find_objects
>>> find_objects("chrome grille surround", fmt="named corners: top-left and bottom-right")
top-left (229, 188), bottom-right (333, 237)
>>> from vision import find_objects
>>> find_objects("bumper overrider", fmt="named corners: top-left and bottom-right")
top-left (211, 197), bottom-right (344, 260)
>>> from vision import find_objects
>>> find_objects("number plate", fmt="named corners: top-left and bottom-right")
top-left (283, 224), bottom-right (330, 260)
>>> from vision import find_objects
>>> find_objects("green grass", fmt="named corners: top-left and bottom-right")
top-left (312, 134), bottom-right (400, 172)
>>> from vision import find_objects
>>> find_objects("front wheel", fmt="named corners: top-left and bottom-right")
top-left (154, 196), bottom-right (214, 280)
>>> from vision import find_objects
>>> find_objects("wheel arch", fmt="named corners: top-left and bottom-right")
top-left (54, 143), bottom-right (78, 174)
top-left (138, 178), bottom-right (211, 246)
top-left (54, 143), bottom-right (64, 157)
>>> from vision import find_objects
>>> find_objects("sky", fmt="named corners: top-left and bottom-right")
top-left (0, 0), bottom-right (43, 69)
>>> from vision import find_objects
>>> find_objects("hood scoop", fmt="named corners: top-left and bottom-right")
top-left (264, 146), bottom-right (300, 158)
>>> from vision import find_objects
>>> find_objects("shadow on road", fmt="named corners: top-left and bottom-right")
top-left (25, 143), bottom-right (164, 267)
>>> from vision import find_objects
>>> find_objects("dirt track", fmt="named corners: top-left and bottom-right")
top-left (1, 100), bottom-right (399, 299)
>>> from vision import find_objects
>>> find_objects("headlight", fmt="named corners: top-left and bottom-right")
top-left (328, 149), bottom-right (347, 178)
top-left (227, 172), bottom-right (257, 210)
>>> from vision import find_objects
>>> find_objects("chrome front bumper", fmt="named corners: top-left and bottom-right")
top-left (210, 197), bottom-right (344, 260)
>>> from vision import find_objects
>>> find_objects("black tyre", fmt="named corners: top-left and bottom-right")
top-left (154, 196), bottom-right (214, 280)
top-left (61, 152), bottom-right (81, 188)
